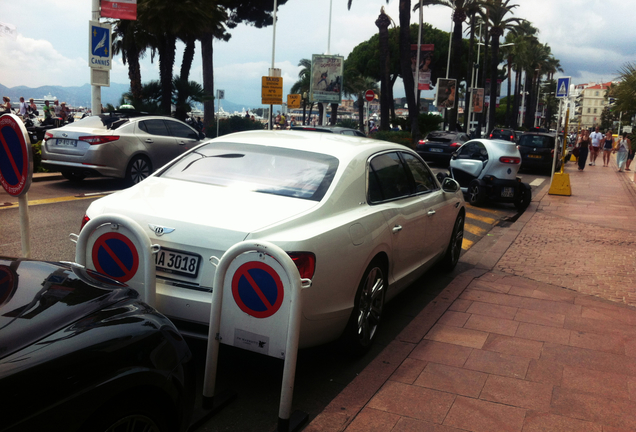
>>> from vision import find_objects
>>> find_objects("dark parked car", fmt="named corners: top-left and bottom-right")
top-left (0, 257), bottom-right (195, 432)
top-left (488, 128), bottom-right (517, 142)
top-left (416, 131), bottom-right (470, 165)
top-left (290, 125), bottom-right (366, 137)
top-left (517, 131), bottom-right (562, 173)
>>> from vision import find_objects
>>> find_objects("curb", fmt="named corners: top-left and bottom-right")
top-left (305, 188), bottom-right (546, 431)
top-left (32, 173), bottom-right (64, 182)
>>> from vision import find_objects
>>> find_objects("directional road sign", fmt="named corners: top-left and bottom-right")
top-left (91, 232), bottom-right (140, 282)
top-left (556, 77), bottom-right (571, 98)
top-left (0, 114), bottom-right (32, 197)
top-left (287, 94), bottom-right (301, 109)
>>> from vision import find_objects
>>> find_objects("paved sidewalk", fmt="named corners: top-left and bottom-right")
top-left (306, 154), bottom-right (636, 432)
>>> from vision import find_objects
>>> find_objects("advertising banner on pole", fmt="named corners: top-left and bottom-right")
top-left (436, 78), bottom-right (457, 109)
top-left (473, 88), bottom-right (484, 113)
top-left (310, 54), bottom-right (343, 104)
top-left (101, 0), bottom-right (137, 20)
top-left (411, 44), bottom-right (434, 91)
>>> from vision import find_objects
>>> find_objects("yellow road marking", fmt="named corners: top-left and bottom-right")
top-left (464, 223), bottom-right (486, 236)
top-left (0, 194), bottom-right (105, 210)
top-left (461, 238), bottom-right (474, 250)
top-left (465, 204), bottom-right (506, 215)
top-left (466, 212), bottom-right (497, 225)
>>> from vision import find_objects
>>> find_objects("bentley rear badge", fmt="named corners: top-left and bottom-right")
top-left (149, 224), bottom-right (175, 236)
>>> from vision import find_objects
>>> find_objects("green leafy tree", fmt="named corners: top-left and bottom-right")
top-left (608, 63), bottom-right (636, 126)
top-left (112, 20), bottom-right (154, 101)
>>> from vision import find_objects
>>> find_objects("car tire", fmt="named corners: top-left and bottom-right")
top-left (342, 259), bottom-right (387, 356)
top-left (441, 212), bottom-right (464, 272)
top-left (61, 170), bottom-right (86, 182)
top-left (467, 180), bottom-right (484, 206)
top-left (83, 396), bottom-right (172, 432)
top-left (514, 184), bottom-right (532, 211)
top-left (126, 156), bottom-right (152, 185)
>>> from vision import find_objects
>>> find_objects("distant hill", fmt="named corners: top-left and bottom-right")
top-left (0, 83), bottom-right (253, 113)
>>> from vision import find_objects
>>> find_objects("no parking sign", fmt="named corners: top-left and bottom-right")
top-left (0, 114), bottom-right (32, 197)
top-left (221, 252), bottom-right (291, 358)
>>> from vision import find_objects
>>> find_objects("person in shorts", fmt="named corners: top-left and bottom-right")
top-left (589, 126), bottom-right (603, 166)
top-left (602, 130), bottom-right (614, 167)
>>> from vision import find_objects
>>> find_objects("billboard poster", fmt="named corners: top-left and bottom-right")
top-left (411, 44), bottom-right (434, 90)
top-left (310, 54), bottom-right (343, 104)
top-left (101, 0), bottom-right (137, 20)
top-left (436, 78), bottom-right (457, 109)
top-left (473, 88), bottom-right (484, 113)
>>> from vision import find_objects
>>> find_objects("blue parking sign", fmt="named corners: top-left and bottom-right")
top-left (556, 77), bottom-right (570, 98)
top-left (89, 21), bottom-right (112, 70)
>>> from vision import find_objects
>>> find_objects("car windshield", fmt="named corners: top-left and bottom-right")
top-left (518, 135), bottom-right (553, 148)
top-left (160, 142), bottom-right (339, 201)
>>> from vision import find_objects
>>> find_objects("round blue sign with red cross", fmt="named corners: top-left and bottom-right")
top-left (0, 114), bottom-right (32, 197)
top-left (92, 232), bottom-right (139, 282)
top-left (231, 261), bottom-right (284, 319)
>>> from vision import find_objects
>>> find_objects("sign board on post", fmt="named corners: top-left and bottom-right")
top-left (287, 94), bottom-right (301, 109)
top-left (0, 114), bottom-right (32, 197)
top-left (556, 77), bottom-right (571, 98)
top-left (365, 90), bottom-right (375, 102)
top-left (88, 21), bottom-right (112, 71)
top-left (101, 0), bottom-right (137, 20)
top-left (73, 214), bottom-right (159, 307)
top-left (309, 54), bottom-right (344, 104)
top-left (262, 77), bottom-right (283, 105)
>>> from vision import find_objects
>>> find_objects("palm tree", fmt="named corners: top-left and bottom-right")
top-left (481, 0), bottom-right (523, 130)
top-left (506, 21), bottom-right (538, 128)
top-left (290, 59), bottom-right (311, 125)
top-left (111, 20), bottom-right (154, 102)
top-left (415, 0), bottom-right (484, 129)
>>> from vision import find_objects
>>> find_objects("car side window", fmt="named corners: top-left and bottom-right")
top-left (166, 120), bottom-right (199, 140)
top-left (458, 142), bottom-right (488, 161)
top-left (401, 152), bottom-right (437, 193)
top-left (139, 119), bottom-right (169, 136)
top-left (368, 152), bottom-right (411, 202)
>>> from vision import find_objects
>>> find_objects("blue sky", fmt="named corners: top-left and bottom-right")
top-left (1, 0), bottom-right (634, 110)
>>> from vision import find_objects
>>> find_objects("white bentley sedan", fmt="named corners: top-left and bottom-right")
top-left (83, 130), bottom-right (465, 353)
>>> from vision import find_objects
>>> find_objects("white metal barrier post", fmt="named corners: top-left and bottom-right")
top-left (203, 240), bottom-right (311, 432)
top-left (71, 213), bottom-right (160, 307)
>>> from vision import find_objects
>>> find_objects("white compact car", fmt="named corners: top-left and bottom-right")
top-left (82, 130), bottom-right (466, 352)
top-left (441, 138), bottom-right (531, 210)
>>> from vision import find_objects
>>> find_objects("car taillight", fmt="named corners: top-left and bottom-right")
top-left (510, 135), bottom-right (515, 141)
top-left (288, 252), bottom-right (316, 279)
top-left (489, 134), bottom-right (493, 138)
top-left (450, 142), bottom-right (461, 148)
top-left (78, 135), bottom-right (120, 145)
top-left (499, 156), bottom-right (521, 164)
top-left (44, 132), bottom-right (53, 141)
top-left (80, 214), bottom-right (90, 231)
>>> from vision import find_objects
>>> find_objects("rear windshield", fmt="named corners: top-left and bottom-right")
top-left (71, 114), bottom-right (133, 130)
top-left (426, 132), bottom-right (454, 142)
top-left (518, 135), bottom-right (554, 148)
top-left (159, 142), bottom-right (339, 201)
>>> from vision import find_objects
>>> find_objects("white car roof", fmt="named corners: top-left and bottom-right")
top-left (206, 130), bottom-right (404, 161)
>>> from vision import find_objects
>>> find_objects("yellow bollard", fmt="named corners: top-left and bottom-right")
top-left (549, 171), bottom-right (571, 195)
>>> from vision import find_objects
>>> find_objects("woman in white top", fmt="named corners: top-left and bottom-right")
top-left (614, 132), bottom-right (631, 172)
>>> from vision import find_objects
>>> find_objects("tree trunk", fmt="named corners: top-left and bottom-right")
top-left (505, 58), bottom-right (512, 127)
top-left (464, 13), bottom-right (476, 133)
top-left (158, 35), bottom-right (176, 115)
top-left (524, 69), bottom-right (535, 128)
top-left (376, 10), bottom-right (391, 131)
top-left (448, 16), bottom-right (463, 130)
top-left (201, 32), bottom-right (214, 129)
top-left (330, 103), bottom-right (338, 125)
top-left (180, 38), bottom-right (196, 82)
top-left (390, 74), bottom-right (398, 122)
top-left (512, 67), bottom-right (520, 128)
top-left (357, 94), bottom-right (365, 133)
top-left (318, 103), bottom-right (324, 125)
top-left (399, 0), bottom-right (420, 143)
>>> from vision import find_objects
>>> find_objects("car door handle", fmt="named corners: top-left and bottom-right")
top-left (145, 138), bottom-right (154, 143)
top-left (392, 225), bottom-right (402, 233)
top-left (427, 210), bottom-right (436, 216)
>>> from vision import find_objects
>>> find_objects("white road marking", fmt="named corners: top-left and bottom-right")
top-left (529, 178), bottom-right (545, 187)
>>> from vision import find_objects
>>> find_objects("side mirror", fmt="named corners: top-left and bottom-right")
top-left (442, 177), bottom-right (460, 193)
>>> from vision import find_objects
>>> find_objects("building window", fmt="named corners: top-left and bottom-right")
top-left (587, 108), bottom-right (591, 114)
top-left (593, 108), bottom-right (597, 114)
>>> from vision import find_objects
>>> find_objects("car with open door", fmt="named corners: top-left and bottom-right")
top-left (438, 138), bottom-right (531, 211)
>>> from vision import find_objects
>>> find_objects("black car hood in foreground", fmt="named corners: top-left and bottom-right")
top-left (0, 258), bottom-right (134, 361)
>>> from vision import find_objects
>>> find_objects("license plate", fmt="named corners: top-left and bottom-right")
top-left (56, 139), bottom-right (76, 147)
top-left (501, 187), bottom-right (514, 198)
top-left (155, 248), bottom-right (201, 278)
top-left (528, 154), bottom-right (541, 159)
top-left (430, 148), bottom-right (443, 152)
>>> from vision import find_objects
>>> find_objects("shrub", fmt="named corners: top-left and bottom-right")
top-left (206, 115), bottom-right (265, 138)
top-left (370, 130), bottom-right (413, 147)
top-left (336, 118), bottom-right (359, 130)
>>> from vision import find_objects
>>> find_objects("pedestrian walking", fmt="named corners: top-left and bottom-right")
top-left (576, 129), bottom-right (590, 171)
top-left (626, 139), bottom-right (635, 171)
top-left (589, 126), bottom-right (603, 166)
top-left (602, 130), bottom-right (614, 167)
top-left (614, 132), bottom-right (631, 172)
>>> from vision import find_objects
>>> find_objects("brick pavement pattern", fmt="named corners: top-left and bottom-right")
top-left (307, 155), bottom-right (636, 431)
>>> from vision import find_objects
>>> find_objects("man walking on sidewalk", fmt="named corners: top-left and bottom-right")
top-left (589, 126), bottom-right (603, 166)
